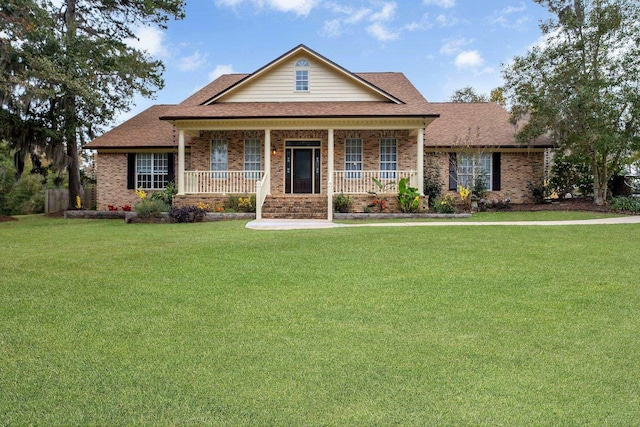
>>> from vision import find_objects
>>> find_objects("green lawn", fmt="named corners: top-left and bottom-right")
top-left (336, 210), bottom-right (625, 223)
top-left (1, 215), bottom-right (639, 426)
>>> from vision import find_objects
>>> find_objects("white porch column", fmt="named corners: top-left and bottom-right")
top-left (178, 129), bottom-right (185, 195)
top-left (264, 129), bottom-right (271, 194)
top-left (417, 128), bottom-right (424, 195)
top-left (327, 129), bottom-right (334, 221)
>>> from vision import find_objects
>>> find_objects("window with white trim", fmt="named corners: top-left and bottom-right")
top-left (295, 59), bottom-right (309, 92)
top-left (379, 138), bottom-right (397, 179)
top-left (244, 139), bottom-right (262, 179)
top-left (345, 138), bottom-right (362, 179)
top-left (211, 139), bottom-right (228, 179)
top-left (136, 153), bottom-right (169, 189)
top-left (457, 153), bottom-right (492, 190)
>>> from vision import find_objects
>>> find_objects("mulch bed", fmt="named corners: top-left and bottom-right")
top-left (507, 199), bottom-right (615, 213)
top-left (0, 215), bottom-right (17, 222)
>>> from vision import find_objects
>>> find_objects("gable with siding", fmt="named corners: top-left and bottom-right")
top-left (215, 51), bottom-right (390, 103)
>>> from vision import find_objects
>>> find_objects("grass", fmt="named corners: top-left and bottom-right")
top-left (1, 215), bottom-right (639, 426)
top-left (336, 210), bottom-right (625, 224)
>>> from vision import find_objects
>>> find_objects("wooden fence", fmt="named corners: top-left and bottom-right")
top-left (45, 187), bottom-right (96, 213)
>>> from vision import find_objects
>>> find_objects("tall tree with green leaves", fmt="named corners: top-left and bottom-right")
top-left (503, 0), bottom-right (640, 205)
top-left (449, 86), bottom-right (488, 103)
top-left (1, 0), bottom-right (185, 208)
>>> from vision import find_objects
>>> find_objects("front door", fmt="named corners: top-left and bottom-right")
top-left (285, 142), bottom-right (321, 194)
top-left (293, 149), bottom-right (313, 193)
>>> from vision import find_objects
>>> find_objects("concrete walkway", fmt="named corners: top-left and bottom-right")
top-left (245, 215), bottom-right (640, 230)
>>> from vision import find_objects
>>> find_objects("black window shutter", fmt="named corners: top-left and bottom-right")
top-left (448, 152), bottom-right (458, 190)
top-left (167, 153), bottom-right (175, 183)
top-left (127, 153), bottom-right (136, 189)
top-left (492, 152), bottom-right (501, 191)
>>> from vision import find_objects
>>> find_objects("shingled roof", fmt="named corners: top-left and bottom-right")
top-left (425, 102), bottom-right (553, 148)
top-left (84, 105), bottom-right (190, 149)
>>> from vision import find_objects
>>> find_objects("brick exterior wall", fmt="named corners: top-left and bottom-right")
top-left (95, 151), bottom-right (186, 210)
top-left (188, 129), bottom-right (417, 198)
top-left (425, 150), bottom-right (546, 204)
top-left (95, 135), bottom-right (545, 213)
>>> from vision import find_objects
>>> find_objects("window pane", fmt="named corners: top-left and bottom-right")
top-left (458, 153), bottom-right (492, 191)
top-left (379, 138), bottom-right (397, 179)
top-left (345, 138), bottom-right (362, 179)
top-left (136, 153), bottom-right (168, 189)
top-left (244, 139), bottom-right (261, 179)
top-left (296, 70), bottom-right (309, 91)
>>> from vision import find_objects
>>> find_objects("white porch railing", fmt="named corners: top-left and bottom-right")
top-left (333, 170), bottom-right (417, 194)
top-left (184, 171), bottom-right (264, 194)
top-left (255, 171), bottom-right (270, 220)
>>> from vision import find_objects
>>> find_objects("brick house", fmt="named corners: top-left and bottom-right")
top-left (85, 44), bottom-right (551, 219)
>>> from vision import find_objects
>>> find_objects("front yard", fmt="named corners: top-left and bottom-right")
top-left (1, 216), bottom-right (639, 425)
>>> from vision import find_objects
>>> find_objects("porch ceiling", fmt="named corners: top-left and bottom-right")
top-left (172, 117), bottom-right (434, 134)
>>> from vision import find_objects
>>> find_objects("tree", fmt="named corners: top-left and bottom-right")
top-left (503, 0), bottom-right (640, 205)
top-left (489, 87), bottom-right (506, 107)
top-left (449, 86), bottom-right (488, 103)
top-left (1, 0), bottom-right (185, 208)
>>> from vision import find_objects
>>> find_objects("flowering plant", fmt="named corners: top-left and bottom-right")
top-left (457, 185), bottom-right (470, 200)
top-left (367, 177), bottom-right (394, 212)
top-left (135, 188), bottom-right (147, 200)
top-left (121, 205), bottom-right (132, 211)
top-left (107, 205), bottom-right (118, 211)
top-left (432, 194), bottom-right (457, 214)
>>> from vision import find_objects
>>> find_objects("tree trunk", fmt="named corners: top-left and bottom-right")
top-left (66, 105), bottom-right (83, 209)
top-left (64, 0), bottom-right (82, 210)
top-left (592, 156), bottom-right (608, 205)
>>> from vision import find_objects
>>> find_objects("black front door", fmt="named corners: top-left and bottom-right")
top-left (293, 149), bottom-right (313, 193)
top-left (285, 144), bottom-right (321, 194)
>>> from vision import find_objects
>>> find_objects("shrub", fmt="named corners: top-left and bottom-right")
top-left (473, 176), bottom-right (488, 199)
top-left (238, 195), bottom-right (256, 213)
top-left (423, 161), bottom-right (443, 207)
top-left (334, 193), bottom-right (353, 213)
top-left (549, 153), bottom-right (593, 198)
top-left (134, 199), bottom-right (169, 219)
top-left (610, 196), bottom-right (640, 212)
top-left (169, 205), bottom-right (207, 223)
top-left (527, 180), bottom-right (551, 204)
top-left (150, 182), bottom-right (177, 206)
top-left (432, 194), bottom-right (457, 214)
top-left (398, 177), bottom-right (420, 213)
top-left (223, 195), bottom-right (255, 213)
top-left (223, 195), bottom-right (239, 212)
top-left (4, 173), bottom-right (45, 215)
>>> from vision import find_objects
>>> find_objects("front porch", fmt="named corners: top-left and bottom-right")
top-left (174, 169), bottom-right (421, 219)
top-left (172, 119), bottom-right (429, 219)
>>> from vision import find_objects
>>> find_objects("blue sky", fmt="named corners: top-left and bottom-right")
top-left (121, 0), bottom-right (551, 123)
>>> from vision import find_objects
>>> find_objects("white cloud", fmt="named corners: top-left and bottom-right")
top-left (344, 7), bottom-right (371, 24)
top-left (178, 51), bottom-right (208, 72)
top-left (209, 64), bottom-right (235, 81)
top-left (370, 2), bottom-right (397, 22)
top-left (423, 0), bottom-right (455, 8)
top-left (403, 14), bottom-right (432, 32)
top-left (367, 22), bottom-right (399, 42)
top-left (455, 50), bottom-right (485, 70)
top-left (440, 37), bottom-right (473, 55)
top-left (436, 13), bottom-right (460, 27)
top-left (489, 2), bottom-right (529, 29)
top-left (215, 0), bottom-right (320, 16)
top-left (323, 2), bottom-right (402, 43)
top-left (321, 19), bottom-right (345, 37)
top-left (126, 26), bottom-right (167, 58)
top-left (326, 2), bottom-right (370, 22)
